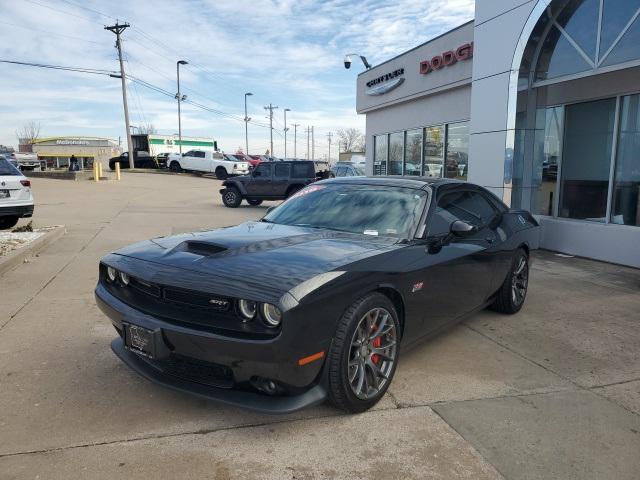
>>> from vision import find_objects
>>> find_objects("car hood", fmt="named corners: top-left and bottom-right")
top-left (110, 221), bottom-right (401, 299)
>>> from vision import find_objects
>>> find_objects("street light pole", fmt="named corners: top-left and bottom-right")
top-left (283, 108), bottom-right (291, 159)
top-left (244, 92), bottom-right (253, 154)
top-left (176, 60), bottom-right (188, 156)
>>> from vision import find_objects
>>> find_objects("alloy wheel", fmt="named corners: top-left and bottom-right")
top-left (347, 307), bottom-right (397, 400)
top-left (511, 256), bottom-right (528, 306)
top-left (224, 191), bottom-right (237, 204)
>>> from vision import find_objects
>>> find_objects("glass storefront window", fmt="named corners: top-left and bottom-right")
top-left (388, 132), bottom-right (403, 175)
top-left (558, 98), bottom-right (616, 222)
top-left (373, 135), bottom-right (387, 176)
top-left (532, 106), bottom-right (564, 216)
top-left (611, 94), bottom-right (640, 226)
top-left (424, 125), bottom-right (444, 178)
top-left (404, 129), bottom-right (422, 176)
top-left (446, 122), bottom-right (469, 180)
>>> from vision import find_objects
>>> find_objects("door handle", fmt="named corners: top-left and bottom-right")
top-left (485, 236), bottom-right (494, 244)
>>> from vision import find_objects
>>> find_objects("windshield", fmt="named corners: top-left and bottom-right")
top-left (263, 183), bottom-right (428, 239)
top-left (0, 158), bottom-right (21, 176)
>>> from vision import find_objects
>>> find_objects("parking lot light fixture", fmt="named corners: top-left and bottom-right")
top-left (244, 92), bottom-right (253, 154)
top-left (176, 60), bottom-right (189, 155)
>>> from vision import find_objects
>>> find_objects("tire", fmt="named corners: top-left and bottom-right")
top-left (109, 161), bottom-right (116, 171)
top-left (327, 293), bottom-right (400, 413)
top-left (215, 167), bottom-right (228, 180)
top-left (169, 161), bottom-right (182, 173)
top-left (0, 216), bottom-right (19, 230)
top-left (247, 199), bottom-right (263, 206)
top-left (491, 248), bottom-right (529, 314)
top-left (221, 187), bottom-right (242, 208)
top-left (286, 185), bottom-right (303, 198)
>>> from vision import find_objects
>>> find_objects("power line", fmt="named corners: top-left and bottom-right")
top-left (0, 20), bottom-right (104, 45)
top-left (0, 59), bottom-right (116, 76)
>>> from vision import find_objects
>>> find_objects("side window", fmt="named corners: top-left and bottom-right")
top-left (292, 163), bottom-right (311, 178)
top-left (253, 163), bottom-right (272, 177)
top-left (429, 190), bottom-right (497, 236)
top-left (195, 151), bottom-right (206, 158)
top-left (274, 163), bottom-right (291, 178)
top-left (183, 150), bottom-right (194, 157)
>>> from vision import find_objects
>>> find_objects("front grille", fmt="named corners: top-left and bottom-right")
top-left (150, 354), bottom-right (234, 389)
top-left (100, 266), bottom-right (279, 339)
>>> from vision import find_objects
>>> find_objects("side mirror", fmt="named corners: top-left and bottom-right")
top-left (450, 220), bottom-right (477, 237)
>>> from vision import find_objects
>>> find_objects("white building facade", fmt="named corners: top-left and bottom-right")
top-left (357, 0), bottom-right (640, 268)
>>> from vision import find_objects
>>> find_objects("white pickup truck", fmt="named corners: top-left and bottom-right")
top-left (169, 150), bottom-right (250, 179)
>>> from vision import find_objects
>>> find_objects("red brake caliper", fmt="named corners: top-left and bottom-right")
top-left (370, 324), bottom-right (382, 364)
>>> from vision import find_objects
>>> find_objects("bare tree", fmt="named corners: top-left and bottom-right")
top-left (137, 123), bottom-right (157, 134)
top-left (16, 121), bottom-right (41, 144)
top-left (336, 128), bottom-right (365, 153)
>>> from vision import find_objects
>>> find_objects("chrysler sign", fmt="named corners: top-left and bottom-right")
top-left (365, 68), bottom-right (405, 96)
top-left (420, 42), bottom-right (474, 74)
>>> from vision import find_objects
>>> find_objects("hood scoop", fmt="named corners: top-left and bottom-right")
top-left (173, 240), bottom-right (228, 257)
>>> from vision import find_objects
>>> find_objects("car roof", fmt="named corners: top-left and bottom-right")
top-left (317, 176), bottom-right (464, 190)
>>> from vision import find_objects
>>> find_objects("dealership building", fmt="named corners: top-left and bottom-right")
top-left (357, 0), bottom-right (640, 268)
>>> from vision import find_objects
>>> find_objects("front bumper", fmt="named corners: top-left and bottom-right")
top-left (0, 203), bottom-right (34, 218)
top-left (95, 284), bottom-right (329, 413)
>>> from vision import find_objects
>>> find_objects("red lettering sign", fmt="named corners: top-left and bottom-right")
top-left (420, 42), bottom-right (474, 75)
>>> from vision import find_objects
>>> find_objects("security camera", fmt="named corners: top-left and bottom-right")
top-left (343, 55), bottom-right (352, 69)
top-left (343, 53), bottom-right (371, 70)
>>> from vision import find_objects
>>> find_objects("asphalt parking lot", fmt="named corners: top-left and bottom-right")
top-left (1, 172), bottom-right (639, 479)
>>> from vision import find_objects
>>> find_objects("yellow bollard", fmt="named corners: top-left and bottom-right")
top-left (115, 161), bottom-right (121, 181)
top-left (97, 161), bottom-right (103, 180)
top-left (93, 161), bottom-right (99, 182)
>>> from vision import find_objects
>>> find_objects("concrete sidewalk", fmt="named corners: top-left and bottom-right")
top-left (1, 173), bottom-right (639, 479)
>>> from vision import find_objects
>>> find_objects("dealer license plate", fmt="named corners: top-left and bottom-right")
top-left (0, 190), bottom-right (9, 199)
top-left (124, 324), bottom-right (156, 359)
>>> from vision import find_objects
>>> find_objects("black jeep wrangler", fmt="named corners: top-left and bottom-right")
top-left (219, 161), bottom-right (327, 207)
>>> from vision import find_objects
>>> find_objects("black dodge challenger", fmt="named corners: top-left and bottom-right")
top-left (95, 177), bottom-right (539, 413)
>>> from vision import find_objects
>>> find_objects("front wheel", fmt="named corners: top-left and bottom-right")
top-left (247, 199), bottom-right (263, 206)
top-left (491, 249), bottom-right (529, 314)
top-left (169, 161), bottom-right (182, 173)
top-left (221, 187), bottom-right (242, 208)
top-left (0, 216), bottom-right (19, 230)
top-left (327, 293), bottom-right (400, 413)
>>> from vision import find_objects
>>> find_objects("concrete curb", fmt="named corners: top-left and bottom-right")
top-left (0, 225), bottom-right (66, 277)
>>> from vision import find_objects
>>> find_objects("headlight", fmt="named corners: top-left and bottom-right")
top-left (238, 299), bottom-right (257, 320)
top-left (262, 303), bottom-right (282, 327)
top-left (119, 272), bottom-right (130, 286)
top-left (106, 266), bottom-right (117, 282)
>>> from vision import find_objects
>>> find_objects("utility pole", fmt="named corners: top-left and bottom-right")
top-left (105, 22), bottom-right (134, 169)
top-left (327, 132), bottom-right (333, 164)
top-left (264, 103), bottom-right (278, 157)
top-left (292, 123), bottom-right (300, 158)
top-left (283, 108), bottom-right (290, 159)
top-left (311, 126), bottom-right (315, 160)
top-left (306, 126), bottom-right (310, 159)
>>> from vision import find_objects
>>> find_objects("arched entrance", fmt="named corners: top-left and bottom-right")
top-left (506, 0), bottom-right (640, 266)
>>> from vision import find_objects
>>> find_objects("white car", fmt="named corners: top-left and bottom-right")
top-left (0, 156), bottom-right (34, 230)
top-left (169, 150), bottom-right (249, 179)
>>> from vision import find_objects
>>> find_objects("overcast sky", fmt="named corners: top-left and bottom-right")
top-left (0, 0), bottom-right (474, 158)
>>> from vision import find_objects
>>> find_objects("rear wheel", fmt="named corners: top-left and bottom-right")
top-left (247, 199), bottom-right (263, 206)
top-left (491, 249), bottom-right (529, 314)
top-left (327, 293), bottom-right (400, 413)
top-left (215, 167), bottom-right (228, 180)
top-left (169, 161), bottom-right (182, 173)
top-left (221, 187), bottom-right (242, 208)
top-left (0, 216), bottom-right (19, 230)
